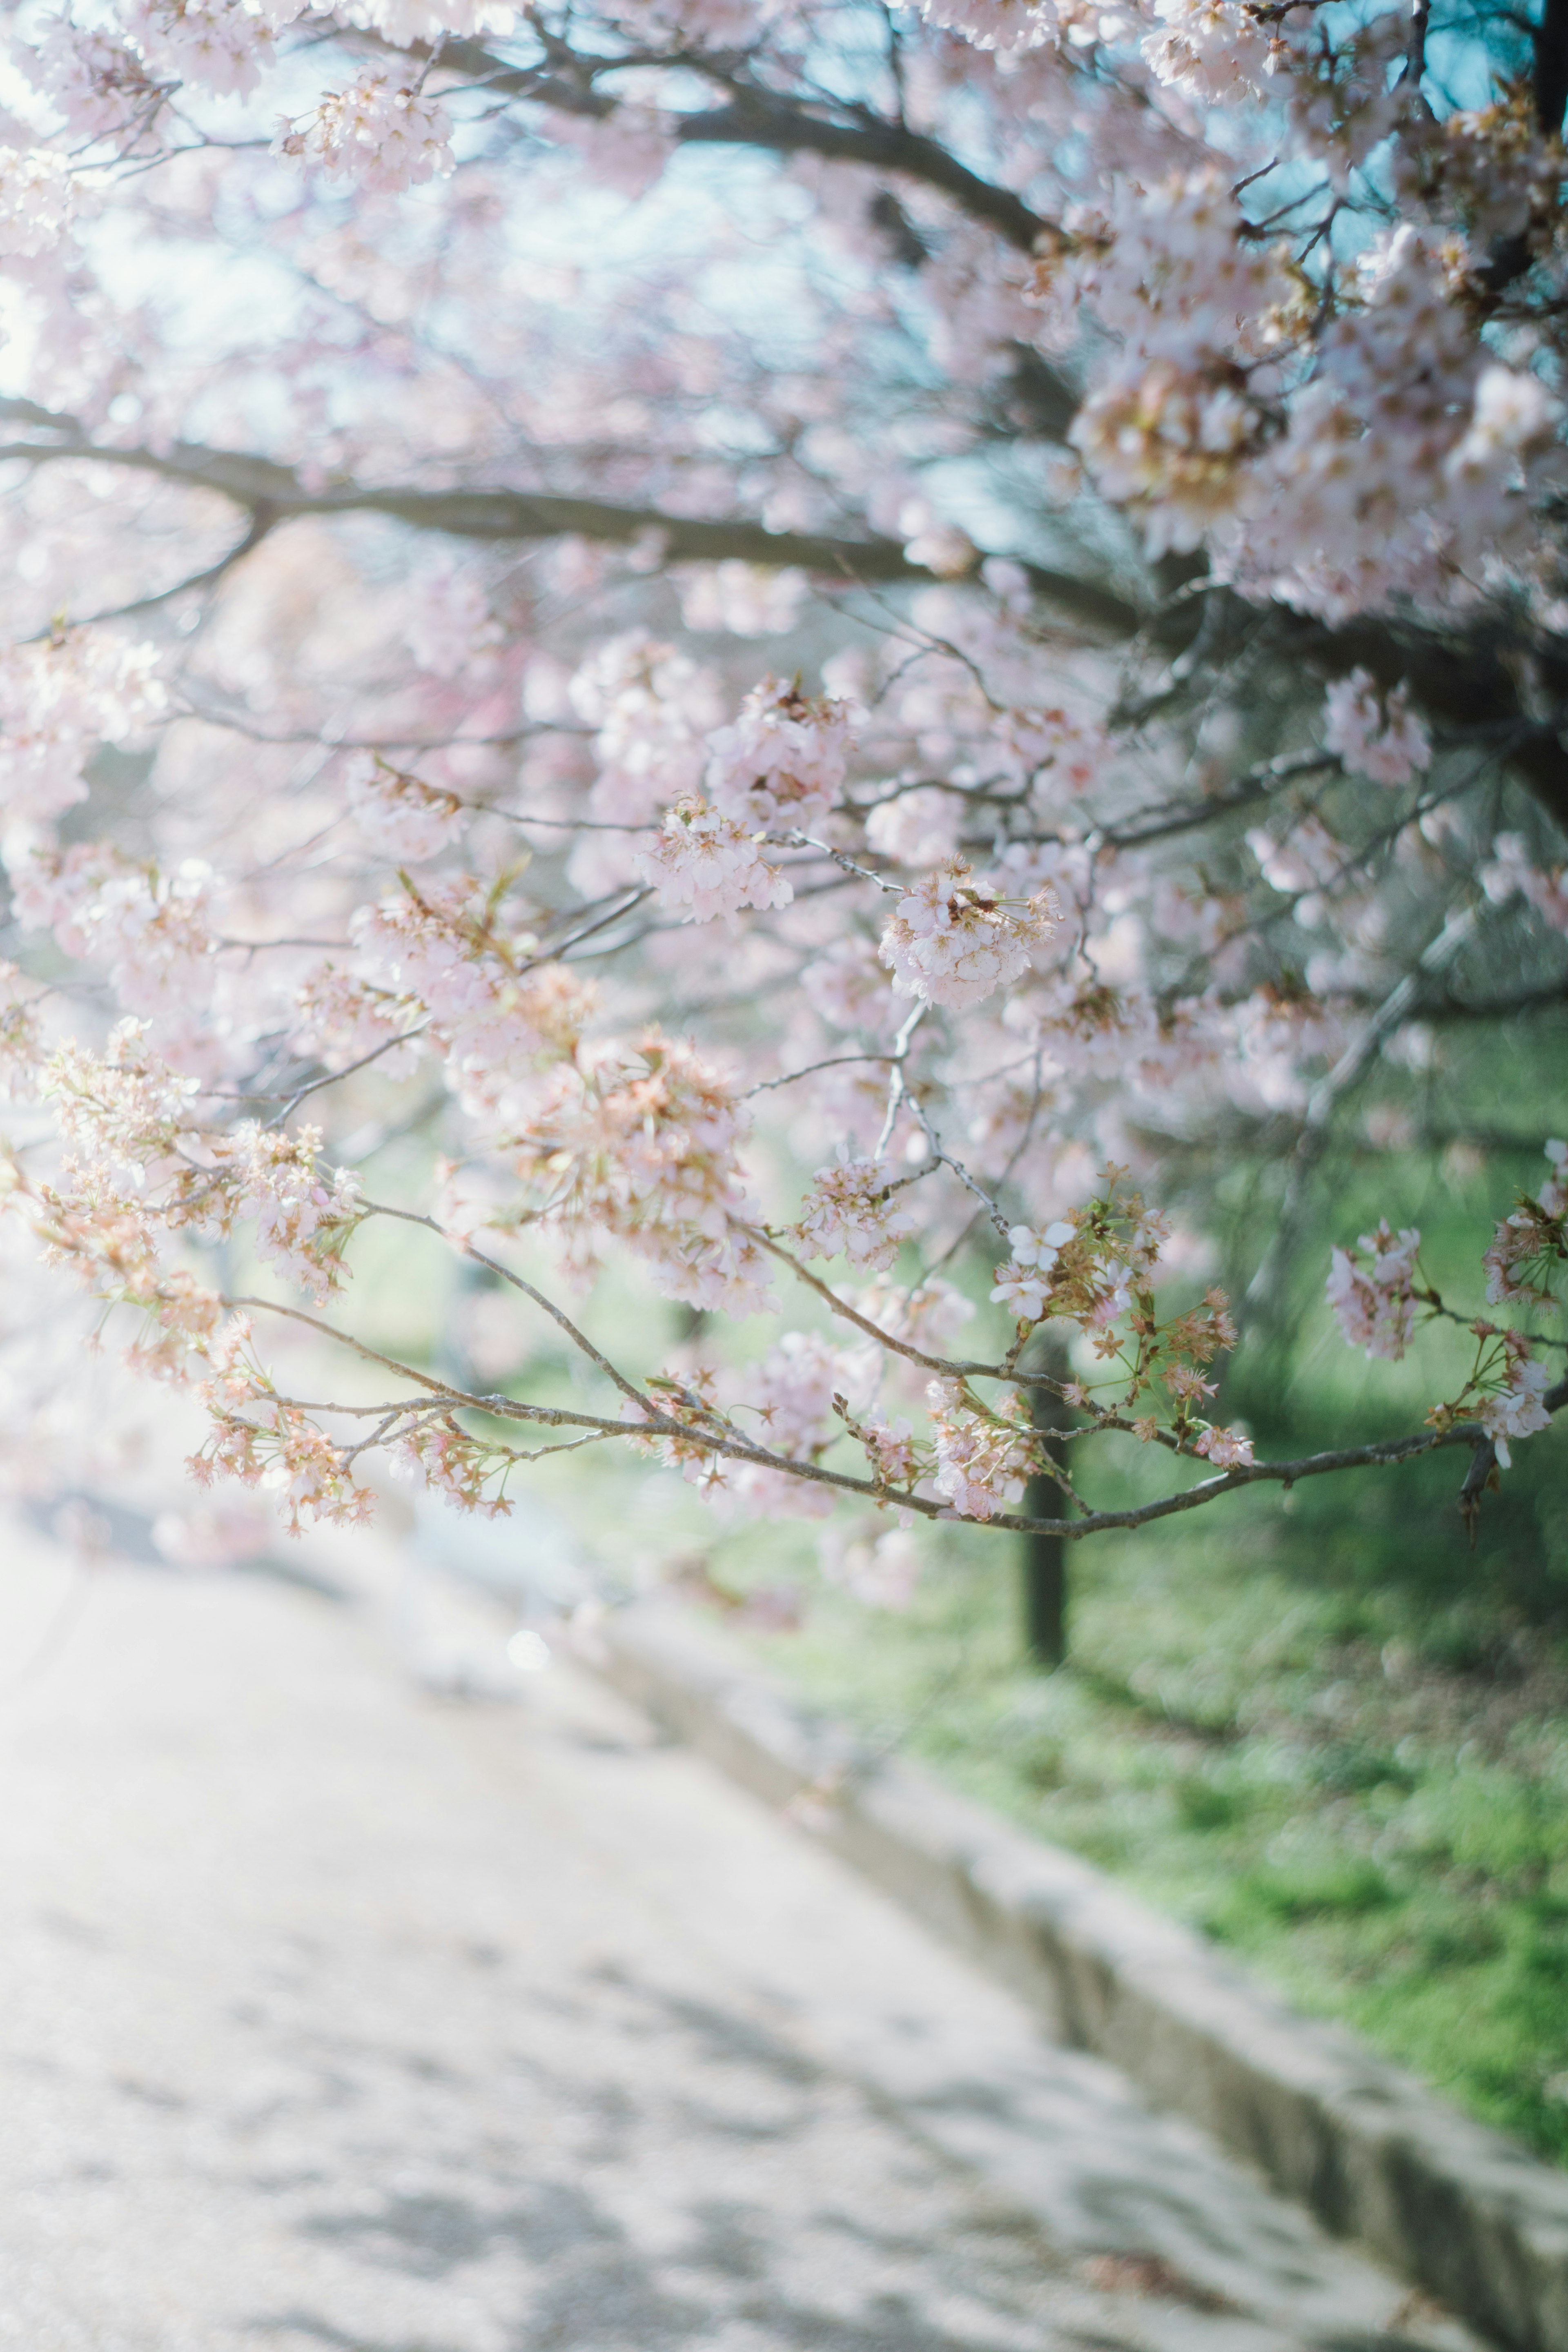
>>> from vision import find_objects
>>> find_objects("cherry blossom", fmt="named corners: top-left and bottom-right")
top-left (0, 147), bottom-right (75, 258)
top-left (1479, 1345), bottom-right (1553, 1466)
top-left (275, 73), bottom-right (454, 193)
top-left (0, 0), bottom-right (1561, 1557)
top-left (1480, 835), bottom-right (1568, 935)
top-left (1322, 673), bottom-right (1432, 787)
top-left (1193, 1425), bottom-right (1254, 1469)
top-left (1326, 1222), bottom-right (1421, 1360)
top-left (1481, 1156), bottom-right (1567, 1307)
top-left (926, 1379), bottom-right (1035, 1520)
top-left (880, 860), bottom-right (1059, 1011)
top-left (635, 798), bottom-right (793, 927)
top-left (345, 754), bottom-right (466, 864)
top-left (989, 1219), bottom-right (1074, 1321)
top-left (704, 678), bottom-right (851, 830)
top-left (0, 632), bottom-right (165, 824)
top-left (511, 1035), bottom-right (775, 1316)
top-left (218, 1126), bottom-right (365, 1304)
top-left (792, 1157), bottom-right (915, 1272)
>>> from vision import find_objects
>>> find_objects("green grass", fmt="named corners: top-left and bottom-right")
top-left (737, 1506), bottom-right (1568, 2164)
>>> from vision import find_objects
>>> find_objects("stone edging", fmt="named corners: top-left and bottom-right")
top-left (592, 1599), bottom-right (1568, 2352)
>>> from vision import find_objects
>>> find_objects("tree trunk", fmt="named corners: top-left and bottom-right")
top-left (1022, 1339), bottom-right (1071, 1668)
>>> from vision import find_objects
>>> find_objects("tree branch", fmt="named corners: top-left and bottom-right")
top-left (224, 1278), bottom-right (1567, 1542)
top-left (427, 42), bottom-right (1051, 251)
top-left (1537, 0), bottom-right (1568, 131)
top-left (9, 408), bottom-right (1568, 828)
top-left (0, 410), bottom-right (1138, 635)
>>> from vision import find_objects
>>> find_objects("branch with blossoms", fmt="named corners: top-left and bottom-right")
top-left (158, 1280), bottom-right (1568, 1544)
top-left (3, 0), bottom-right (1568, 1577)
top-left (11, 1016), bottom-right (1561, 1550)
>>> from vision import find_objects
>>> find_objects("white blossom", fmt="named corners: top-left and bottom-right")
top-left (989, 1219), bottom-right (1074, 1319)
top-left (1480, 834), bottom-right (1568, 934)
top-left (1479, 1347), bottom-right (1552, 1467)
top-left (0, 633), bottom-right (165, 824)
top-left (925, 1378), bottom-right (1034, 1519)
top-left (0, 147), bottom-right (75, 257)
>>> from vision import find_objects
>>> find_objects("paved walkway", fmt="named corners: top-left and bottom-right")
top-left (0, 1522), bottom-right (1485, 2352)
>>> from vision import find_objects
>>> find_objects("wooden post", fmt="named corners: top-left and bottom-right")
top-left (1022, 1337), bottom-right (1071, 1668)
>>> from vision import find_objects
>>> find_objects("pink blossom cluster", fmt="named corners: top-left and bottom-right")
top-left (0, 961), bottom-right (42, 1099)
top-left (98, 0), bottom-right (279, 101)
top-left (704, 677), bottom-right (851, 830)
top-left (43, 1020), bottom-right (198, 1202)
top-left (0, 147), bottom-right (74, 258)
top-left (512, 1035), bottom-right (775, 1316)
top-left (292, 965), bottom-right (423, 1078)
top-left (393, 1418), bottom-right (513, 1517)
top-left (635, 797), bottom-right (793, 927)
top-left (989, 1219), bottom-right (1074, 1321)
top-left (1325, 1222), bottom-right (1421, 1360)
top-left (1480, 835), bottom-right (1568, 934)
top-left (56, 858), bottom-right (220, 1024)
top-left (1481, 1144), bottom-right (1568, 1309)
top-left (1192, 1424), bottom-right (1254, 1469)
top-left (880, 859), bottom-right (1058, 1011)
top-left (0, 631), bottom-right (165, 823)
top-left (1322, 672), bottom-right (1432, 786)
top-left (350, 882), bottom-right (596, 1123)
top-left (1141, 0), bottom-right (1276, 103)
top-left (345, 753), bottom-right (465, 864)
top-left (193, 1398), bottom-right (373, 1537)
top-left (275, 74), bottom-right (454, 194)
top-left (723, 1330), bottom-right (856, 1520)
top-left (854, 1411), bottom-right (919, 1494)
top-left (792, 1157), bottom-right (915, 1272)
top-left (925, 1379), bottom-right (1035, 1520)
top-left (214, 1125), bottom-right (364, 1304)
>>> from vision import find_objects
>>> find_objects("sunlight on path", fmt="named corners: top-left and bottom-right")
top-left (0, 1526), bottom-right (1483, 2352)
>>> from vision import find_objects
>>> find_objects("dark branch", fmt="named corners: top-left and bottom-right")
top-left (0, 410), bottom-right (1139, 635)
top-left (427, 42), bottom-right (1051, 252)
top-left (1537, 0), bottom-right (1568, 131)
top-left (9, 405), bottom-right (1568, 829)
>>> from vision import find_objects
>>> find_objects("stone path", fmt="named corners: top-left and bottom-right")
top-left (0, 1521), bottom-right (1487, 2352)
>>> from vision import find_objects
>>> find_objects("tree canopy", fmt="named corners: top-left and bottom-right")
top-left (0, 0), bottom-right (1564, 1554)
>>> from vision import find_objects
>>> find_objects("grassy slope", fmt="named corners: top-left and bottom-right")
top-left (746, 1493), bottom-right (1568, 2163)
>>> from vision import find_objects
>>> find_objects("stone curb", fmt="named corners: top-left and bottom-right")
top-left (592, 1599), bottom-right (1568, 2352)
